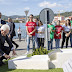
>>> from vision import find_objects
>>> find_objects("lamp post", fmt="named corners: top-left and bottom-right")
top-left (24, 10), bottom-right (29, 22)
top-left (24, 10), bottom-right (29, 41)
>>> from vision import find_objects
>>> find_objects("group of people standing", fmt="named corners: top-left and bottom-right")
top-left (48, 19), bottom-right (72, 50)
top-left (25, 14), bottom-right (72, 54)
top-left (25, 14), bottom-right (45, 54)
top-left (0, 12), bottom-right (72, 66)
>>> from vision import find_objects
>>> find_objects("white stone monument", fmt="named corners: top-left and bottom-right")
top-left (8, 55), bottom-right (50, 70)
top-left (8, 48), bottom-right (72, 70)
top-left (48, 49), bottom-right (72, 69)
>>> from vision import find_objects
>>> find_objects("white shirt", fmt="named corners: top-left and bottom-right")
top-left (71, 24), bottom-right (72, 29)
top-left (17, 29), bottom-right (22, 34)
top-left (62, 24), bottom-right (71, 32)
top-left (37, 25), bottom-right (45, 38)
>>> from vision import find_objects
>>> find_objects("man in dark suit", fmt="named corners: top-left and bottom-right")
top-left (0, 12), bottom-right (6, 29)
top-left (0, 24), bottom-right (16, 66)
top-left (8, 18), bottom-right (19, 49)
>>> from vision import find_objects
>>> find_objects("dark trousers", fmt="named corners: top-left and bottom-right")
top-left (48, 39), bottom-right (53, 50)
top-left (70, 33), bottom-right (72, 47)
top-left (10, 35), bottom-right (18, 46)
top-left (18, 34), bottom-right (21, 41)
top-left (1, 46), bottom-right (11, 55)
top-left (37, 38), bottom-right (44, 48)
top-left (0, 46), bottom-right (11, 61)
top-left (61, 32), bottom-right (70, 48)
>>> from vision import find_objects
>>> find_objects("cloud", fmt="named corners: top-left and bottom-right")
top-left (24, 7), bottom-right (30, 10)
top-left (39, 1), bottom-right (62, 8)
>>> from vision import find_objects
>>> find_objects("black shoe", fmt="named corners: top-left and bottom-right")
top-left (0, 61), bottom-right (6, 66)
top-left (0, 60), bottom-right (3, 66)
top-left (16, 45), bottom-right (19, 49)
top-left (48, 49), bottom-right (50, 50)
top-left (61, 46), bottom-right (63, 49)
top-left (1, 61), bottom-right (6, 65)
top-left (0, 62), bottom-right (2, 66)
top-left (0, 57), bottom-right (6, 66)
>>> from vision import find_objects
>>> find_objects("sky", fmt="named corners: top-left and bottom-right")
top-left (0, 0), bottom-right (72, 16)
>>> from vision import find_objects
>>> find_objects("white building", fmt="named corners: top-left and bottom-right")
top-left (54, 16), bottom-right (65, 21)
top-left (65, 16), bottom-right (72, 20)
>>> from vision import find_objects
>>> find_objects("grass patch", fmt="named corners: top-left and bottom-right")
top-left (27, 54), bottom-right (32, 57)
top-left (0, 61), bottom-right (63, 72)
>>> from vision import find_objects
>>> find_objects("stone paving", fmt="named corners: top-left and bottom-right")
top-left (5, 38), bottom-right (71, 58)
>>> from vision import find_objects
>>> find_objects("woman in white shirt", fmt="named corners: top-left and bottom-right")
top-left (61, 19), bottom-right (71, 48)
top-left (37, 20), bottom-right (45, 48)
top-left (17, 27), bottom-right (22, 41)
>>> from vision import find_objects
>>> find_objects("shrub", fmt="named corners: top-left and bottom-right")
top-left (32, 47), bottom-right (48, 56)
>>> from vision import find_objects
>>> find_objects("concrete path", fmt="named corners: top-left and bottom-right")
top-left (5, 38), bottom-right (71, 58)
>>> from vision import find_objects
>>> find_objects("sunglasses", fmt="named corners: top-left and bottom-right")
top-left (29, 17), bottom-right (33, 18)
